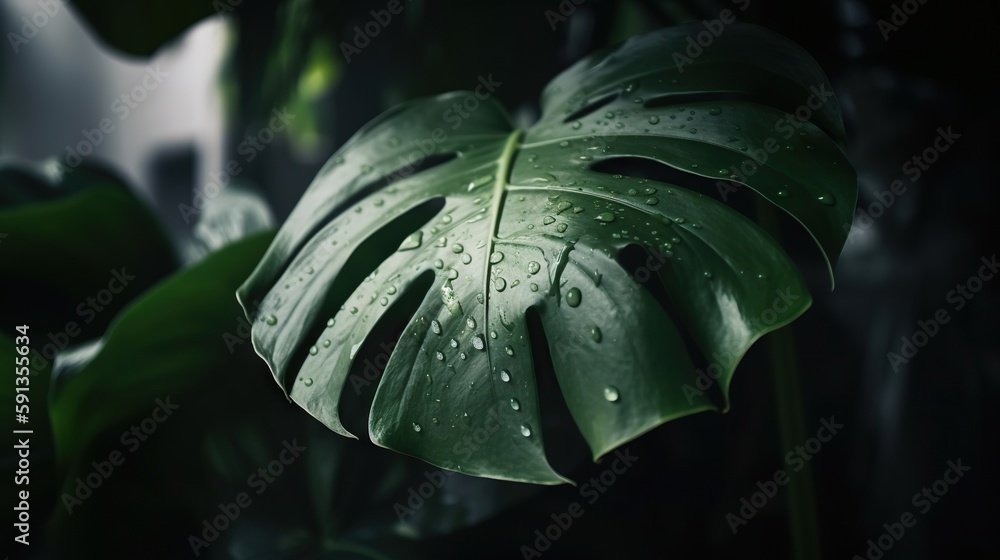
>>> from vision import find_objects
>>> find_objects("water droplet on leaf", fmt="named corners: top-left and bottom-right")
top-left (604, 386), bottom-right (620, 402)
top-left (566, 287), bottom-right (582, 307)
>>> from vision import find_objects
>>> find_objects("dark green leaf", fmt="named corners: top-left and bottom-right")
top-left (49, 231), bottom-right (273, 465)
top-left (238, 24), bottom-right (857, 484)
top-left (0, 184), bottom-right (178, 344)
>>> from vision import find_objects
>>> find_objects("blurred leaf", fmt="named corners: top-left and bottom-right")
top-left (70, 0), bottom-right (222, 56)
top-left (46, 231), bottom-right (529, 558)
top-left (190, 181), bottom-right (274, 260)
top-left (0, 183), bottom-right (178, 343)
top-left (49, 231), bottom-right (273, 466)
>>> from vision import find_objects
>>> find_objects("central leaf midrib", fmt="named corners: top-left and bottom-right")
top-left (481, 129), bottom-right (523, 411)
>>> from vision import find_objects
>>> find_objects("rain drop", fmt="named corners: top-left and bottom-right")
top-left (648, 115), bottom-right (660, 124)
top-left (490, 251), bottom-right (504, 264)
top-left (430, 320), bottom-right (442, 335)
top-left (604, 386), bottom-right (620, 402)
top-left (412, 423), bottom-right (422, 432)
top-left (303, 378), bottom-right (313, 387)
top-left (527, 261), bottom-right (541, 274)
top-left (595, 212), bottom-right (615, 223)
top-left (510, 398), bottom-right (521, 411)
top-left (590, 326), bottom-right (602, 342)
top-left (566, 287), bottom-right (582, 307)
top-left (500, 370), bottom-right (511, 382)
top-left (520, 425), bottom-right (532, 437)
top-left (265, 314), bottom-right (278, 326)
top-left (472, 335), bottom-right (485, 350)
top-left (467, 174), bottom-right (494, 191)
top-left (495, 277), bottom-right (507, 292)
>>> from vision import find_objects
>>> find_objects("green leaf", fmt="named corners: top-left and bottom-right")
top-left (69, 0), bottom-right (222, 56)
top-left (49, 231), bottom-right (273, 467)
top-left (45, 231), bottom-right (525, 555)
top-left (238, 23), bottom-right (857, 484)
top-left (0, 183), bottom-right (178, 344)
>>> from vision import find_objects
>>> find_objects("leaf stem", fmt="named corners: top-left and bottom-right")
top-left (756, 198), bottom-right (821, 560)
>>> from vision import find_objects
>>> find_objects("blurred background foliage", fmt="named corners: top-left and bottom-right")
top-left (1, 0), bottom-right (996, 558)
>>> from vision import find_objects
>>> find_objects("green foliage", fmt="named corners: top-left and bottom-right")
top-left (238, 23), bottom-right (857, 484)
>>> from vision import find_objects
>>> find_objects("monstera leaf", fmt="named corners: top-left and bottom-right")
top-left (238, 23), bottom-right (857, 484)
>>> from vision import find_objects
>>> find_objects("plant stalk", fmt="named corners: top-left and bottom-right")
top-left (756, 198), bottom-right (821, 560)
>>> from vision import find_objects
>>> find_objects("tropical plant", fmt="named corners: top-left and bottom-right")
top-left (237, 22), bottom-right (857, 484)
